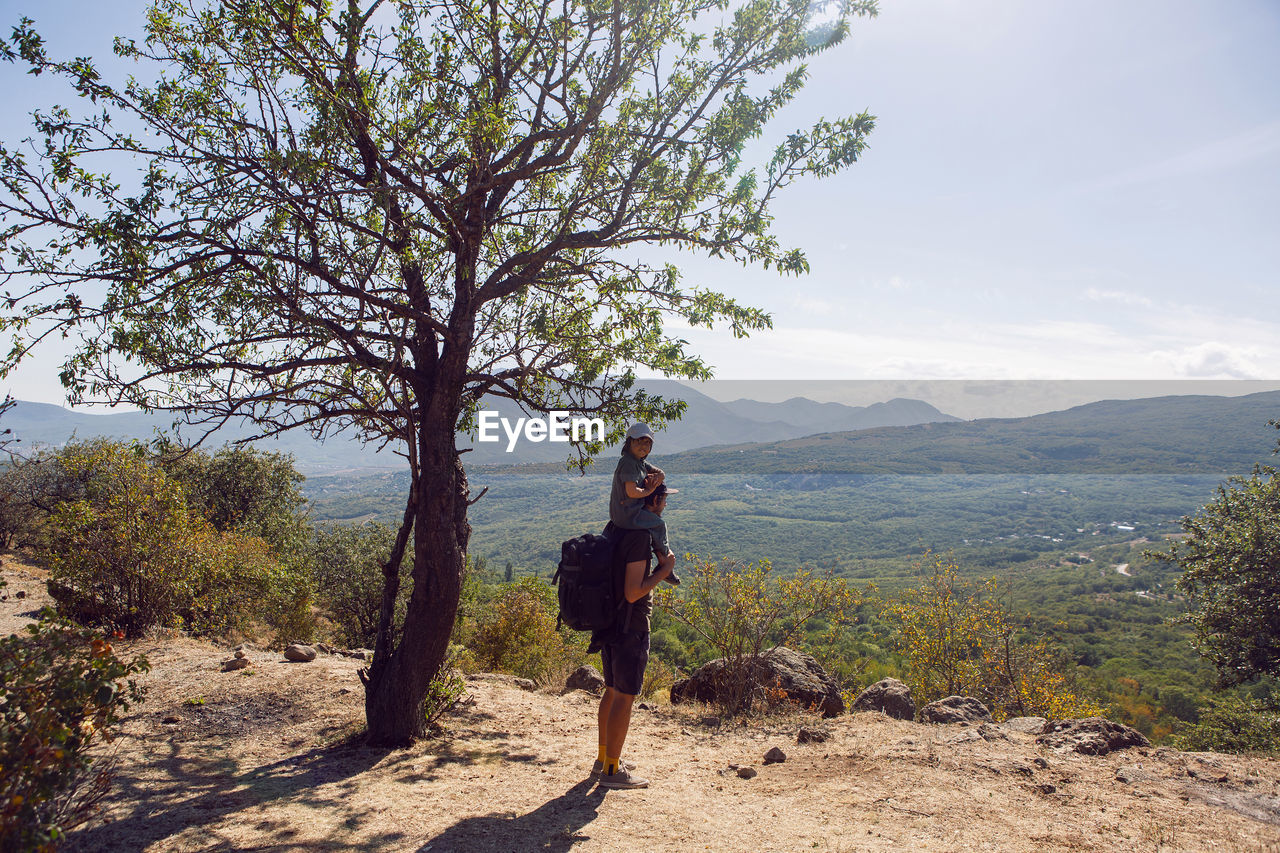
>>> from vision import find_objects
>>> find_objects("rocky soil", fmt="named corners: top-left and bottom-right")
top-left (4, 555), bottom-right (1280, 852)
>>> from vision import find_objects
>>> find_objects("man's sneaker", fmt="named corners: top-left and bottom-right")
top-left (590, 759), bottom-right (635, 778)
top-left (599, 767), bottom-right (650, 789)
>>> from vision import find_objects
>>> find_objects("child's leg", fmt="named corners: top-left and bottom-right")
top-left (628, 508), bottom-right (669, 554)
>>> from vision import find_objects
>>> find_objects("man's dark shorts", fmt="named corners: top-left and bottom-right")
top-left (599, 629), bottom-right (650, 697)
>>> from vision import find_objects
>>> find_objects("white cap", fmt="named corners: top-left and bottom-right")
top-left (626, 422), bottom-right (654, 440)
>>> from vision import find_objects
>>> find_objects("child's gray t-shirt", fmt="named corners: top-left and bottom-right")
top-left (610, 453), bottom-right (656, 527)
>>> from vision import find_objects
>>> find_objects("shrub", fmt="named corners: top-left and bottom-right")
top-left (466, 577), bottom-right (588, 687)
top-left (655, 556), bottom-right (861, 716)
top-left (886, 552), bottom-right (1101, 720)
top-left (1172, 695), bottom-right (1280, 754)
top-left (0, 597), bottom-right (149, 851)
top-left (46, 441), bottom-right (312, 642)
top-left (162, 445), bottom-right (310, 555)
top-left (311, 523), bottom-right (408, 649)
top-left (422, 650), bottom-right (468, 731)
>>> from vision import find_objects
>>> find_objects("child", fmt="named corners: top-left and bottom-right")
top-left (609, 422), bottom-right (679, 584)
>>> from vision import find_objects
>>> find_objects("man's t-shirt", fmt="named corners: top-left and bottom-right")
top-left (612, 528), bottom-right (655, 634)
top-left (610, 452), bottom-right (656, 527)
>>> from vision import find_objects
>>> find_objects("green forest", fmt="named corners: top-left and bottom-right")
top-left (302, 463), bottom-right (1270, 744)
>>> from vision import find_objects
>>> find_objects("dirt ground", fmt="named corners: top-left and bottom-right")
top-left (5, 555), bottom-right (1280, 852)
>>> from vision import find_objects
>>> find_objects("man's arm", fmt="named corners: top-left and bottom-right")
top-left (624, 558), bottom-right (672, 602)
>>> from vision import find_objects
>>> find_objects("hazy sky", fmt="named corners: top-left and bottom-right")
top-left (1, 0), bottom-right (1277, 414)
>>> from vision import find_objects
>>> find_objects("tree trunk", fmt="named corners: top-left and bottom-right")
top-left (364, 420), bottom-right (471, 746)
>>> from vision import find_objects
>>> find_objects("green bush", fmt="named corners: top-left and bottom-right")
top-left (162, 445), bottom-right (310, 554)
top-left (46, 441), bottom-right (313, 642)
top-left (464, 577), bottom-right (588, 687)
top-left (1172, 695), bottom-right (1280, 754)
top-left (311, 523), bottom-right (407, 649)
top-left (0, 598), bottom-right (149, 851)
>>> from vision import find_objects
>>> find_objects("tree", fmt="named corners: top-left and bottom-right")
top-left (0, 0), bottom-right (877, 744)
top-left (1156, 465), bottom-right (1280, 688)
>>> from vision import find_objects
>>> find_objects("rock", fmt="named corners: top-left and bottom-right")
top-left (797, 726), bottom-right (830, 744)
top-left (1032, 757), bottom-right (1050, 769)
top-left (920, 696), bottom-right (993, 724)
top-left (563, 664), bottom-right (606, 695)
top-left (669, 647), bottom-right (844, 718)
top-left (737, 765), bottom-right (758, 779)
top-left (338, 687), bottom-right (353, 695)
top-left (233, 649), bottom-right (247, 660)
top-left (162, 715), bottom-right (180, 724)
top-left (221, 657), bottom-right (251, 672)
top-left (284, 644), bottom-right (317, 662)
top-left (763, 746), bottom-right (787, 765)
top-left (339, 648), bottom-right (372, 660)
top-left (14, 590), bottom-right (26, 599)
top-left (1036, 717), bottom-right (1151, 756)
top-left (851, 678), bottom-right (915, 721)
top-left (316, 642), bottom-right (337, 655)
top-left (1002, 716), bottom-right (1049, 734)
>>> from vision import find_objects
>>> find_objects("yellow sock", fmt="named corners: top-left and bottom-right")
top-left (605, 755), bottom-right (620, 775)
top-left (597, 744), bottom-right (608, 764)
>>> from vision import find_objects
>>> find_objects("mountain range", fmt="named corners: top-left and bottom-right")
top-left (655, 390), bottom-right (1280, 475)
top-left (0, 380), bottom-right (958, 472)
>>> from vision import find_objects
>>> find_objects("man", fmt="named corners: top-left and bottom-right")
top-left (592, 483), bottom-right (678, 789)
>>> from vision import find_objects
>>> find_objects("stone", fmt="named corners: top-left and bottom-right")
top-left (1002, 716), bottom-right (1049, 734)
top-left (221, 657), bottom-right (251, 672)
top-left (669, 647), bottom-right (844, 718)
top-left (797, 726), bottom-right (830, 744)
top-left (162, 715), bottom-right (180, 724)
top-left (920, 696), bottom-right (993, 724)
top-left (851, 678), bottom-right (915, 721)
top-left (234, 649), bottom-right (247, 660)
top-left (563, 664), bottom-right (606, 695)
top-left (763, 746), bottom-right (787, 765)
top-left (284, 643), bottom-right (317, 662)
top-left (316, 642), bottom-right (337, 655)
top-left (737, 765), bottom-right (758, 779)
top-left (1036, 717), bottom-right (1151, 756)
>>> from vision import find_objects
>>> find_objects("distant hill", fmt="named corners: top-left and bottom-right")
top-left (0, 383), bottom-right (958, 472)
top-left (657, 391), bottom-right (1280, 475)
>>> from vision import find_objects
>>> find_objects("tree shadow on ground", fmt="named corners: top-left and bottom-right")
top-left (64, 721), bottom-right (539, 852)
top-left (65, 733), bottom-right (393, 852)
top-left (418, 779), bottom-right (607, 853)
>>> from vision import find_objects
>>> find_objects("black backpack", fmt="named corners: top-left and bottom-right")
top-left (552, 528), bottom-right (630, 633)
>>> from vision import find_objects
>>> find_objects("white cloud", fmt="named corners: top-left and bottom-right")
top-left (1152, 342), bottom-right (1266, 380)
top-left (1084, 287), bottom-right (1152, 307)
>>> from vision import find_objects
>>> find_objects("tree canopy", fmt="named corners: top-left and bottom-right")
top-left (1160, 465), bottom-right (1280, 688)
top-left (1, 0), bottom-right (878, 743)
